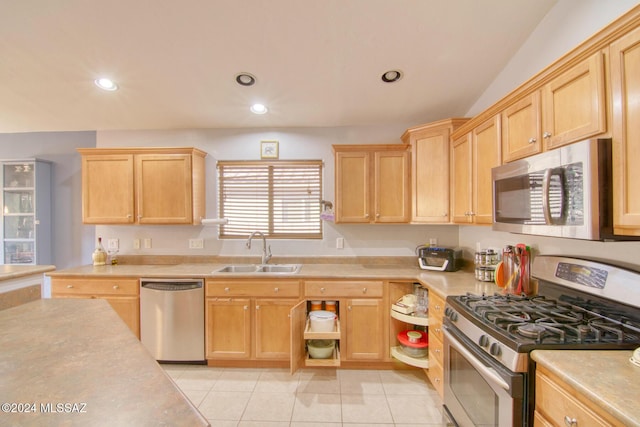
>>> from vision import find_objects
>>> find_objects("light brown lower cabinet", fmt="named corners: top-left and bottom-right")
top-left (50, 277), bottom-right (140, 338)
top-left (427, 291), bottom-right (445, 398)
top-left (205, 279), bottom-right (300, 361)
top-left (289, 280), bottom-right (389, 373)
top-left (534, 365), bottom-right (624, 426)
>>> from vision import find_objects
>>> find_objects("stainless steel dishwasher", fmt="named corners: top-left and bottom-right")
top-left (140, 278), bottom-right (205, 363)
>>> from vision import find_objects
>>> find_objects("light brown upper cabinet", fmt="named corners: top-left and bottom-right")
top-left (451, 115), bottom-right (502, 224)
top-left (502, 52), bottom-right (606, 163)
top-left (541, 52), bottom-right (606, 150)
top-left (78, 147), bottom-right (206, 225)
top-left (333, 145), bottom-right (410, 223)
top-left (401, 118), bottom-right (469, 223)
top-left (610, 25), bottom-right (640, 236)
top-left (501, 92), bottom-right (542, 162)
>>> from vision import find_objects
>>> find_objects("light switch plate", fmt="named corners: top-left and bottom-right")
top-left (143, 238), bottom-right (152, 249)
top-left (107, 238), bottom-right (119, 250)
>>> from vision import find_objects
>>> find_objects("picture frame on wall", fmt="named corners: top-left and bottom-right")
top-left (260, 140), bottom-right (279, 159)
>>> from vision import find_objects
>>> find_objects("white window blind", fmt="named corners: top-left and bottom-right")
top-left (218, 160), bottom-right (323, 238)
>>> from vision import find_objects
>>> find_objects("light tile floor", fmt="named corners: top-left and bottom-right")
top-left (163, 364), bottom-right (445, 427)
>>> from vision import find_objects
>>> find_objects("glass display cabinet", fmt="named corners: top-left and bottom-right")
top-left (1, 160), bottom-right (51, 265)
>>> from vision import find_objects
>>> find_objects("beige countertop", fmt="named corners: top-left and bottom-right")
top-left (0, 264), bottom-right (55, 282)
top-left (531, 350), bottom-right (640, 426)
top-left (47, 263), bottom-right (501, 298)
top-left (0, 298), bottom-right (209, 427)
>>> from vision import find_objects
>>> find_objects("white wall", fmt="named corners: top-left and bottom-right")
top-left (95, 126), bottom-right (460, 259)
top-left (461, 0), bottom-right (640, 269)
top-left (467, 0), bottom-right (640, 116)
top-left (0, 131), bottom-right (96, 268)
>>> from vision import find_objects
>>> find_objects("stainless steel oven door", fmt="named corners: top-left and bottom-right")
top-left (443, 324), bottom-right (525, 427)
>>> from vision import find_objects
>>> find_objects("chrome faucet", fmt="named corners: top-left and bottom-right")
top-left (246, 231), bottom-right (272, 264)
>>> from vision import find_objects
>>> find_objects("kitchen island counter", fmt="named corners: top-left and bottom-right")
top-left (0, 298), bottom-right (209, 427)
top-left (0, 264), bottom-right (55, 310)
top-left (531, 349), bottom-right (640, 427)
top-left (47, 262), bottom-right (497, 298)
top-left (0, 264), bottom-right (55, 281)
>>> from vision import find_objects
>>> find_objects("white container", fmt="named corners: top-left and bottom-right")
top-left (309, 310), bottom-right (336, 332)
top-left (307, 339), bottom-right (335, 359)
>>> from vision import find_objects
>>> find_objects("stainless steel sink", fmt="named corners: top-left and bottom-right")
top-left (213, 264), bottom-right (301, 274)
top-left (257, 264), bottom-right (301, 273)
top-left (215, 265), bottom-right (260, 273)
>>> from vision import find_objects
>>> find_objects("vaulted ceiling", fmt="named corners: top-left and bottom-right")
top-left (0, 0), bottom-right (557, 133)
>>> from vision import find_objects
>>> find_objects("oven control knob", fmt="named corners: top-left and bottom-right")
top-left (444, 307), bottom-right (458, 321)
top-left (489, 343), bottom-right (502, 357)
top-left (478, 335), bottom-right (490, 347)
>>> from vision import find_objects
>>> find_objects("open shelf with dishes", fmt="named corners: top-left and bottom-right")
top-left (389, 282), bottom-right (430, 369)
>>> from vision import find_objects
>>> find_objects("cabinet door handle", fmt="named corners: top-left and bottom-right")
top-left (543, 131), bottom-right (552, 139)
top-left (348, 306), bottom-right (352, 311)
top-left (528, 137), bottom-right (537, 144)
top-left (320, 287), bottom-right (325, 293)
top-left (256, 305), bottom-right (260, 310)
top-left (224, 287), bottom-right (230, 293)
top-left (365, 213), bottom-right (370, 218)
top-left (564, 416), bottom-right (577, 427)
top-left (112, 285), bottom-right (119, 290)
top-left (243, 305), bottom-right (248, 310)
top-left (435, 328), bottom-right (441, 334)
top-left (127, 214), bottom-right (132, 219)
top-left (362, 287), bottom-right (367, 294)
top-left (137, 214), bottom-right (142, 220)
top-left (66, 285), bottom-right (73, 288)
top-left (274, 287), bottom-right (279, 293)
top-left (375, 213), bottom-right (380, 218)
top-left (443, 212), bottom-right (447, 217)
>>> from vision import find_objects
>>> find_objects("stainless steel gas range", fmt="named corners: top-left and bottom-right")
top-left (442, 255), bottom-right (640, 427)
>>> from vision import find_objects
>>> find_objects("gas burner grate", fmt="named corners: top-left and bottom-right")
top-left (452, 292), bottom-right (640, 345)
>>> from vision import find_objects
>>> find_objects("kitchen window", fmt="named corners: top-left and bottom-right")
top-left (218, 160), bottom-right (323, 239)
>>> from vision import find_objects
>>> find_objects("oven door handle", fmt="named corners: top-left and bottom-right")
top-left (444, 328), bottom-right (510, 392)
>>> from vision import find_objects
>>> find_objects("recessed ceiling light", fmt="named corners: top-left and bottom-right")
top-left (94, 78), bottom-right (118, 91)
top-left (250, 103), bottom-right (268, 114)
top-left (381, 70), bottom-right (403, 83)
top-left (236, 73), bottom-right (256, 86)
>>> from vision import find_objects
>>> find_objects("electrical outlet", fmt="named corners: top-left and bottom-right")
top-left (133, 239), bottom-right (140, 249)
top-left (336, 237), bottom-right (344, 249)
top-left (429, 237), bottom-right (438, 247)
top-left (107, 238), bottom-right (119, 250)
top-left (189, 238), bottom-right (204, 249)
top-left (143, 238), bottom-right (152, 249)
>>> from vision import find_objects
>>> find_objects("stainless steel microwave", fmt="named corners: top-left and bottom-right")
top-left (491, 138), bottom-right (627, 240)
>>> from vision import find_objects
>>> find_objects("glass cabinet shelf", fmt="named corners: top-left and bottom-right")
top-left (1, 160), bottom-right (51, 265)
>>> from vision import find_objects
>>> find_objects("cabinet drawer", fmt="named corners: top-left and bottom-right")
top-left (51, 278), bottom-right (139, 296)
top-left (535, 367), bottom-right (616, 427)
top-left (427, 357), bottom-right (444, 397)
top-left (206, 280), bottom-right (300, 298)
top-left (304, 280), bottom-right (383, 298)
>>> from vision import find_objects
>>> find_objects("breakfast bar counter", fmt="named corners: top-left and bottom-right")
top-left (0, 298), bottom-right (209, 426)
